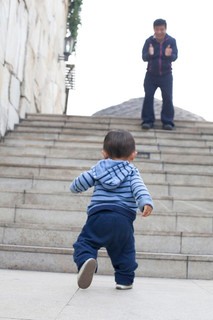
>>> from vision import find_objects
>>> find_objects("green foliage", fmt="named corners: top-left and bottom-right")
top-left (67, 0), bottom-right (83, 47)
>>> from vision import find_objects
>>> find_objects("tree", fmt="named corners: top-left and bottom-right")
top-left (67, 0), bottom-right (83, 51)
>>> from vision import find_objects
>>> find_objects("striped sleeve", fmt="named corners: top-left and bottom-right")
top-left (70, 169), bottom-right (95, 193)
top-left (130, 169), bottom-right (153, 211)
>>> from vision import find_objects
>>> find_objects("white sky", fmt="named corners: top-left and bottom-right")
top-left (67, 0), bottom-right (213, 122)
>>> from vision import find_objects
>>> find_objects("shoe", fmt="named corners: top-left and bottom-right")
top-left (116, 284), bottom-right (133, 290)
top-left (77, 258), bottom-right (97, 289)
top-left (162, 124), bottom-right (173, 130)
top-left (142, 123), bottom-right (152, 130)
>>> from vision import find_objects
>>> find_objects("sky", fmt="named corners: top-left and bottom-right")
top-left (67, 0), bottom-right (213, 122)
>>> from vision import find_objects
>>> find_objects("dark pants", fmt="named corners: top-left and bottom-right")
top-left (141, 72), bottom-right (175, 126)
top-left (73, 211), bottom-right (138, 285)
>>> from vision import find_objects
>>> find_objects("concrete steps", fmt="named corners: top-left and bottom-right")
top-left (0, 222), bottom-right (213, 255)
top-left (0, 114), bottom-right (213, 279)
top-left (0, 188), bottom-right (213, 213)
top-left (1, 204), bottom-right (212, 233)
top-left (0, 155), bottom-right (213, 174)
top-left (0, 244), bottom-right (212, 279)
top-left (8, 126), bottom-right (213, 146)
top-left (0, 178), bottom-right (177, 197)
top-left (1, 175), bottom-right (213, 197)
top-left (2, 137), bottom-right (213, 154)
top-left (0, 144), bottom-right (213, 163)
top-left (0, 164), bottom-right (212, 185)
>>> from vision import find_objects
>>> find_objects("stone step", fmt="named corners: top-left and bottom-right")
top-left (0, 155), bottom-right (163, 171)
top-left (18, 118), bottom-right (200, 132)
top-left (21, 116), bottom-right (213, 134)
top-left (0, 189), bottom-right (212, 213)
top-left (6, 128), bottom-right (213, 146)
top-left (0, 154), bottom-right (212, 173)
top-left (163, 162), bottom-right (213, 174)
top-left (156, 137), bottom-right (212, 147)
top-left (0, 136), bottom-right (213, 155)
top-left (1, 143), bottom-right (213, 164)
top-left (0, 222), bottom-right (212, 255)
top-left (1, 142), bottom-right (212, 159)
top-left (5, 127), bottom-right (211, 141)
top-left (161, 153), bottom-right (213, 164)
top-left (0, 177), bottom-right (172, 195)
top-left (0, 164), bottom-right (212, 186)
top-left (0, 243), bottom-right (212, 279)
top-left (5, 130), bottom-right (213, 153)
top-left (1, 205), bottom-right (212, 234)
top-left (165, 172), bottom-right (213, 186)
top-left (2, 138), bottom-right (213, 156)
top-left (16, 116), bottom-right (213, 133)
top-left (26, 112), bottom-right (213, 126)
top-left (14, 122), bottom-right (213, 142)
top-left (0, 165), bottom-right (166, 183)
top-left (0, 176), bottom-right (212, 199)
top-left (0, 145), bottom-right (159, 161)
top-left (3, 135), bottom-right (209, 151)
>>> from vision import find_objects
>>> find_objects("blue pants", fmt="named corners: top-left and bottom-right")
top-left (73, 211), bottom-right (138, 285)
top-left (141, 72), bottom-right (175, 126)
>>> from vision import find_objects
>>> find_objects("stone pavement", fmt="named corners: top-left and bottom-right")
top-left (0, 269), bottom-right (212, 320)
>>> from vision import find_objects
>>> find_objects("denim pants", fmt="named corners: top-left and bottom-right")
top-left (73, 211), bottom-right (138, 285)
top-left (141, 72), bottom-right (175, 126)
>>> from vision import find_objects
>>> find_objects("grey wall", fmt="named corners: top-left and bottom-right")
top-left (0, 0), bottom-right (68, 137)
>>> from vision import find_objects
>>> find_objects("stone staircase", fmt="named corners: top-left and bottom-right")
top-left (0, 114), bottom-right (213, 279)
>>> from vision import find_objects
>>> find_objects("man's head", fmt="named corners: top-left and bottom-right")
top-left (153, 18), bottom-right (167, 42)
top-left (102, 130), bottom-right (136, 160)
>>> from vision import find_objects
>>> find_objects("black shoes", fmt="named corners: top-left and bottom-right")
top-left (162, 124), bottom-right (174, 131)
top-left (141, 123), bottom-right (153, 130)
top-left (142, 122), bottom-right (174, 131)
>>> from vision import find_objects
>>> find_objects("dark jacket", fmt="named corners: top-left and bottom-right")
top-left (142, 34), bottom-right (178, 76)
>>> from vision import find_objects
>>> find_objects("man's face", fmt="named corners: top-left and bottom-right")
top-left (154, 25), bottom-right (166, 41)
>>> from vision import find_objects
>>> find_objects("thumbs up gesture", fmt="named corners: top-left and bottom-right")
top-left (165, 44), bottom-right (172, 56)
top-left (149, 43), bottom-right (154, 55)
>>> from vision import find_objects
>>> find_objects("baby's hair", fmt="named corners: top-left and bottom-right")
top-left (103, 130), bottom-right (135, 159)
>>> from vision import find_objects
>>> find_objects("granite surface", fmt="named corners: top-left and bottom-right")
top-left (93, 98), bottom-right (205, 121)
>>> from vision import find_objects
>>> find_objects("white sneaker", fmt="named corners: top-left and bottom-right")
top-left (116, 284), bottom-right (133, 290)
top-left (77, 258), bottom-right (96, 289)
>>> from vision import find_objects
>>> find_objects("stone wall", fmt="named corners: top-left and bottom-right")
top-left (0, 0), bottom-right (68, 137)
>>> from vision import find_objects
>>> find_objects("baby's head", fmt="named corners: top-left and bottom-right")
top-left (102, 130), bottom-right (136, 161)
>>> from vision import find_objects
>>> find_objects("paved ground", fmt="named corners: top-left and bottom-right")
top-left (0, 269), bottom-right (212, 320)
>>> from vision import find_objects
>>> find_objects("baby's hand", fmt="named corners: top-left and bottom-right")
top-left (141, 205), bottom-right (153, 217)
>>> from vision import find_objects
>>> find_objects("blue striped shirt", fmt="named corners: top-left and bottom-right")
top-left (70, 159), bottom-right (153, 220)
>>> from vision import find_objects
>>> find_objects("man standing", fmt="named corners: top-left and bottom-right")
top-left (141, 19), bottom-right (178, 130)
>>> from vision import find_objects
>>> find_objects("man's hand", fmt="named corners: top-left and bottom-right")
top-left (141, 205), bottom-right (153, 217)
top-left (149, 44), bottom-right (154, 55)
top-left (165, 45), bottom-right (172, 56)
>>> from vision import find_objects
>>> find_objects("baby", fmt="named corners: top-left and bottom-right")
top-left (70, 130), bottom-right (153, 290)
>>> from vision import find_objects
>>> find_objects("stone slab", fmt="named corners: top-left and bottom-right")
top-left (1, 154), bottom-right (212, 173)
top-left (0, 208), bottom-right (15, 223)
top-left (0, 206), bottom-right (210, 234)
top-left (1, 223), bottom-right (213, 255)
top-left (188, 256), bottom-right (213, 280)
top-left (0, 245), bottom-right (213, 280)
top-left (182, 235), bottom-right (213, 255)
top-left (0, 191), bottom-right (24, 206)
